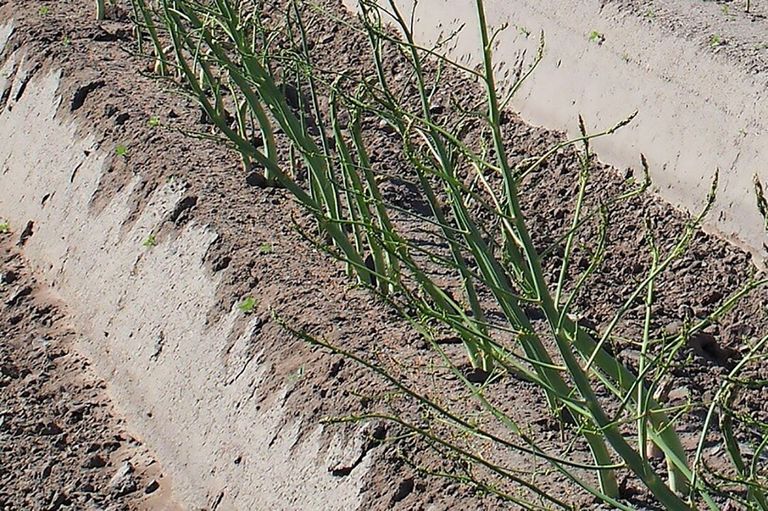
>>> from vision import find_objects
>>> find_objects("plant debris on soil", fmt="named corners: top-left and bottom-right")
top-left (1, 0), bottom-right (767, 509)
top-left (0, 235), bottom-right (178, 511)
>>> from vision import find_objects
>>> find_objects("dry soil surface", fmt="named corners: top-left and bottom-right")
top-left (0, 234), bottom-right (178, 510)
top-left (1, 0), bottom-right (767, 509)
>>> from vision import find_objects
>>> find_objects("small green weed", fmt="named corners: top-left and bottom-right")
top-left (710, 34), bottom-right (725, 48)
top-left (115, 144), bottom-right (128, 157)
top-left (258, 243), bottom-right (273, 254)
top-left (588, 30), bottom-right (605, 44)
top-left (148, 116), bottom-right (161, 127)
top-left (38, 6), bottom-right (50, 15)
top-left (238, 296), bottom-right (257, 314)
top-left (142, 233), bottom-right (158, 247)
top-left (288, 366), bottom-right (305, 382)
top-left (0, 221), bottom-right (9, 234)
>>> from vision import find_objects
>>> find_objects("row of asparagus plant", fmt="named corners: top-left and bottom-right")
top-left (127, 0), bottom-right (768, 508)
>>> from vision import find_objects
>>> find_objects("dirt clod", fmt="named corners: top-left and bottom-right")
top-left (71, 81), bottom-right (105, 112)
top-left (108, 462), bottom-right (137, 497)
top-left (391, 477), bottom-right (415, 504)
top-left (16, 220), bottom-right (33, 246)
top-left (688, 331), bottom-right (738, 365)
top-left (144, 480), bottom-right (159, 495)
top-left (83, 455), bottom-right (108, 469)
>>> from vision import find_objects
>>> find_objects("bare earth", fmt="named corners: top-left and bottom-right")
top-left (1, 0), bottom-right (767, 509)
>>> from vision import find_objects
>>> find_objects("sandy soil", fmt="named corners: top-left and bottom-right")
top-left (0, 235), bottom-right (179, 510)
top-left (609, 0), bottom-right (768, 74)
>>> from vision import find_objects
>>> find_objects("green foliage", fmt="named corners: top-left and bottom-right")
top-left (258, 243), bottom-right (273, 254)
top-left (588, 30), bottom-right (604, 44)
top-left (142, 233), bottom-right (157, 248)
top-left (148, 116), bottom-right (161, 127)
top-left (129, 0), bottom-right (168, 76)
top-left (115, 144), bottom-right (128, 157)
top-left (238, 296), bottom-right (257, 314)
top-left (38, 6), bottom-right (50, 15)
top-left (0, 221), bottom-right (9, 234)
top-left (96, 0), bottom-right (106, 20)
top-left (133, 0), bottom-right (768, 507)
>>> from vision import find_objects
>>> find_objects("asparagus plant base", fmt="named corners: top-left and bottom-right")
top-left (1, 0), bottom-right (767, 509)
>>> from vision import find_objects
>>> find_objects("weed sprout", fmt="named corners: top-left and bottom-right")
top-left (238, 296), bottom-right (257, 314)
